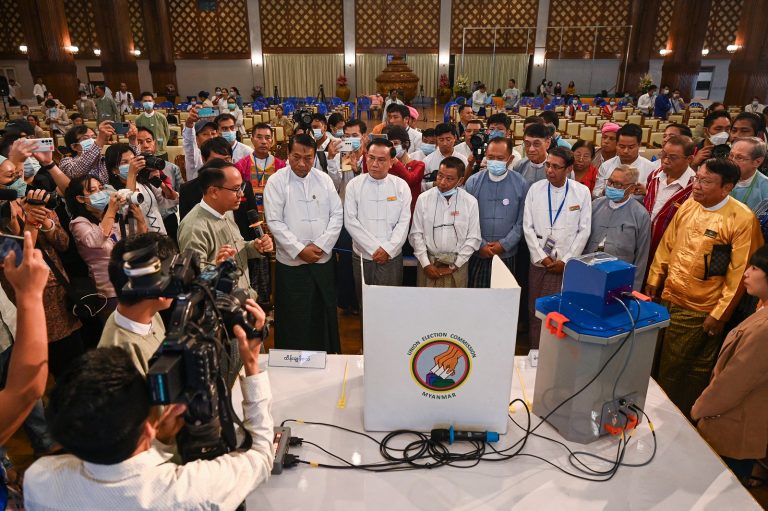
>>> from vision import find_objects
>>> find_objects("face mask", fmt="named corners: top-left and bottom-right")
top-left (142, 101), bottom-right (154, 110)
top-left (78, 137), bottom-right (95, 152)
top-left (221, 130), bottom-right (236, 143)
top-left (79, 96), bottom-right (86, 101)
top-left (572, 100), bottom-right (578, 105)
top-left (334, 130), bottom-right (343, 138)
top-left (710, 132), bottom-right (729, 145)
top-left (227, 103), bottom-right (236, 111)
top-left (440, 187), bottom-right (458, 198)
top-left (350, 138), bottom-right (362, 151)
top-left (6, 178), bottom-right (27, 198)
top-left (605, 186), bottom-right (626, 202)
top-left (88, 190), bottom-right (111, 211)
top-left (487, 160), bottom-right (507, 176)
top-left (119, 164), bottom-right (130, 180)
top-left (48, 108), bottom-right (57, 117)
top-left (24, 157), bottom-right (40, 178)
top-left (394, 146), bottom-right (405, 159)
top-left (753, 100), bottom-right (759, 107)
top-left (489, 130), bottom-right (506, 140)
top-left (421, 143), bottom-right (435, 155)
top-left (673, 94), bottom-right (680, 99)
top-left (609, 102), bottom-right (615, 106)
top-left (663, 89), bottom-right (669, 94)
top-left (312, 128), bottom-right (323, 140)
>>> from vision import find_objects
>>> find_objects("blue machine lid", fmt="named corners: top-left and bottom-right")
top-left (535, 294), bottom-right (670, 339)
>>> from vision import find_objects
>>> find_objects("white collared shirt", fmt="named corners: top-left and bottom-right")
top-left (421, 150), bottom-right (469, 192)
top-left (650, 167), bottom-right (695, 220)
top-left (24, 373), bottom-right (275, 511)
top-left (113, 309), bottom-right (152, 336)
top-left (453, 142), bottom-right (470, 159)
top-left (407, 127), bottom-right (422, 154)
top-left (264, 166), bottom-right (344, 266)
top-left (199, 198), bottom-right (227, 220)
top-left (344, 173), bottom-right (412, 259)
top-left (232, 141), bottom-right (252, 164)
top-left (409, 187), bottom-right (482, 269)
top-left (703, 195), bottom-right (730, 212)
top-left (593, 155), bottom-right (658, 198)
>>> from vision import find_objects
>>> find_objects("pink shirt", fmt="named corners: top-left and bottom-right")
top-left (69, 216), bottom-right (121, 298)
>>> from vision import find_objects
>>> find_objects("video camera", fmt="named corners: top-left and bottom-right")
top-left (293, 108), bottom-right (313, 127)
top-left (469, 131), bottom-right (489, 175)
top-left (121, 244), bottom-right (265, 463)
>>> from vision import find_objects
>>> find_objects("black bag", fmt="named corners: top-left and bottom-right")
top-left (40, 250), bottom-right (107, 319)
top-left (704, 244), bottom-right (732, 279)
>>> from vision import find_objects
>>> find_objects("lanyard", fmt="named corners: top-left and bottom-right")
top-left (548, 180), bottom-right (569, 228)
top-left (734, 174), bottom-right (757, 204)
top-left (254, 155), bottom-right (271, 185)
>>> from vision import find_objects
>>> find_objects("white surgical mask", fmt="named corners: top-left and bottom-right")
top-left (710, 132), bottom-right (729, 145)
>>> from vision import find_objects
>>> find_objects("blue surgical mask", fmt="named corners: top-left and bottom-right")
top-left (88, 190), bottom-right (111, 211)
top-left (487, 160), bottom-right (507, 176)
top-left (421, 143), bottom-right (436, 155)
top-left (312, 128), bottom-right (323, 140)
top-left (142, 101), bottom-right (154, 111)
top-left (119, 164), bottom-right (130, 180)
top-left (24, 157), bottom-right (41, 178)
top-left (6, 178), bottom-right (27, 198)
top-left (440, 187), bottom-right (458, 198)
top-left (489, 130), bottom-right (506, 140)
top-left (334, 130), bottom-right (343, 138)
top-left (79, 137), bottom-right (95, 152)
top-left (227, 103), bottom-right (236, 111)
top-left (395, 146), bottom-right (405, 159)
top-left (605, 186), bottom-right (626, 201)
top-left (350, 138), bottom-right (361, 151)
top-left (221, 130), bottom-right (236, 143)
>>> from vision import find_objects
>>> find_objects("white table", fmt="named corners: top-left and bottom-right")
top-left (246, 355), bottom-right (760, 510)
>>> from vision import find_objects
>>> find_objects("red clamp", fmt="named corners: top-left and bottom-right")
top-left (544, 312), bottom-right (570, 339)
top-left (604, 413), bottom-right (638, 436)
top-left (631, 290), bottom-right (651, 302)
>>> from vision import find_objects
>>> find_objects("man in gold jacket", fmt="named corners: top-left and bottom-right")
top-left (646, 158), bottom-right (764, 418)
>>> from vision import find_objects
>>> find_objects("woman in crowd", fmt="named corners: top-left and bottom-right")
top-left (273, 104), bottom-right (294, 138)
top-left (553, 82), bottom-right (562, 96)
top-left (692, 245), bottom-right (768, 485)
top-left (25, 115), bottom-right (46, 138)
top-left (231, 86), bottom-right (244, 109)
top-left (571, 140), bottom-right (599, 193)
top-left (66, 174), bottom-right (147, 321)
top-left (227, 96), bottom-right (246, 137)
top-left (382, 125), bottom-right (425, 212)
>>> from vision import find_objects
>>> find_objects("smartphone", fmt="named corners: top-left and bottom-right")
top-left (29, 138), bottom-right (54, 152)
top-left (0, 234), bottom-right (24, 267)
top-left (198, 107), bottom-right (215, 117)
top-left (111, 122), bottom-right (130, 135)
top-left (339, 138), bottom-right (356, 153)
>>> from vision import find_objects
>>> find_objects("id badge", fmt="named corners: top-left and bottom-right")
top-left (543, 236), bottom-right (556, 256)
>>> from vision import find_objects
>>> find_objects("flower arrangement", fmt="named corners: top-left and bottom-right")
top-left (336, 74), bottom-right (348, 87)
top-left (439, 73), bottom-right (450, 89)
top-left (638, 73), bottom-right (654, 95)
top-left (453, 74), bottom-right (470, 98)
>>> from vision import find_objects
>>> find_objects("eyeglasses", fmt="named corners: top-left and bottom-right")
top-left (692, 176), bottom-right (718, 186)
top-left (215, 182), bottom-right (246, 196)
top-left (660, 152), bottom-right (683, 162)
top-left (729, 153), bottom-right (753, 163)
top-left (544, 162), bottom-right (566, 170)
top-left (606, 179), bottom-right (633, 189)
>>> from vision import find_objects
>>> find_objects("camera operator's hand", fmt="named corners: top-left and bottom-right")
top-left (185, 105), bottom-right (201, 129)
top-left (129, 203), bottom-right (148, 233)
top-left (235, 299), bottom-right (266, 377)
top-left (97, 121), bottom-right (116, 146)
top-left (326, 139), bottom-right (342, 160)
top-left (154, 404), bottom-right (187, 445)
top-left (126, 121), bottom-right (138, 142)
top-left (216, 244), bottom-right (237, 264)
top-left (128, 154), bottom-right (146, 176)
top-left (33, 148), bottom-right (53, 166)
top-left (252, 234), bottom-right (273, 254)
top-left (23, 190), bottom-right (51, 229)
top-left (4, 231), bottom-right (49, 298)
top-left (9, 139), bottom-right (36, 165)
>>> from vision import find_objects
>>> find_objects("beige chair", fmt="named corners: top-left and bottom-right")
top-left (641, 148), bottom-right (661, 160)
top-left (85, 120), bottom-right (97, 130)
top-left (688, 118), bottom-right (704, 128)
top-left (567, 122), bottom-right (582, 137)
top-left (574, 111), bottom-right (587, 122)
top-left (555, 106), bottom-right (565, 114)
top-left (514, 123), bottom-right (524, 138)
top-left (595, 133), bottom-right (602, 146)
top-left (518, 107), bottom-right (528, 117)
top-left (179, 112), bottom-right (190, 122)
top-left (596, 119), bottom-right (608, 128)
top-left (274, 126), bottom-right (285, 143)
top-left (125, 114), bottom-right (138, 123)
top-left (641, 127), bottom-right (651, 144)
top-left (243, 138), bottom-right (254, 148)
top-left (613, 111), bottom-right (627, 121)
top-left (668, 114), bottom-right (684, 123)
top-left (628, 114), bottom-right (643, 125)
top-left (244, 116), bottom-right (254, 133)
top-left (589, 107), bottom-right (600, 116)
top-left (643, 118), bottom-right (659, 130)
top-left (586, 115), bottom-right (599, 126)
top-left (579, 126), bottom-right (597, 143)
top-left (165, 145), bottom-right (185, 163)
top-left (657, 122), bottom-right (670, 133)
top-left (650, 132), bottom-right (664, 147)
top-left (558, 118), bottom-right (568, 131)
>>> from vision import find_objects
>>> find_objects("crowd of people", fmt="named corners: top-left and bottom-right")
top-left (0, 77), bottom-right (767, 507)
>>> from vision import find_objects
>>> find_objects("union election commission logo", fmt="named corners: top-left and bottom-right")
top-left (409, 335), bottom-right (474, 395)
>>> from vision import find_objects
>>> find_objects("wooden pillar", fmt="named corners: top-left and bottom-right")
top-left (724, 0), bottom-right (768, 106)
top-left (660, 0), bottom-right (712, 98)
top-left (142, 0), bottom-right (177, 93)
top-left (17, 0), bottom-right (78, 106)
top-left (92, 0), bottom-right (140, 93)
top-left (618, 0), bottom-right (660, 95)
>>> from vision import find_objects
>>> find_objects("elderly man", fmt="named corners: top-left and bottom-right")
top-left (593, 123), bottom-right (656, 198)
top-left (522, 147), bottom-right (592, 348)
top-left (409, 156), bottom-right (481, 288)
top-left (344, 138), bottom-right (411, 306)
top-left (513, 123), bottom-right (552, 185)
top-left (422, 123), bottom-right (468, 191)
top-left (592, 122), bottom-right (619, 169)
top-left (644, 135), bottom-right (696, 265)
top-left (729, 137), bottom-right (768, 211)
top-left (465, 137), bottom-right (528, 288)
top-left (183, 107), bottom-right (218, 180)
top-left (264, 134), bottom-right (343, 353)
top-left (646, 158), bottom-right (764, 418)
top-left (584, 165), bottom-right (650, 290)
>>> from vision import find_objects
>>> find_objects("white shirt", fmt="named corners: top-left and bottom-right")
top-left (703, 195), bottom-right (730, 212)
top-left (593, 154), bottom-right (657, 198)
top-left (637, 93), bottom-right (654, 113)
top-left (382, 98), bottom-right (404, 121)
top-left (410, 149), bottom-right (428, 161)
top-left (315, 135), bottom-right (342, 190)
top-left (421, 150), bottom-right (469, 192)
top-left (409, 187), bottom-right (482, 269)
top-left (264, 166), bottom-right (343, 266)
top-left (344, 173), bottom-right (412, 259)
top-left (650, 167), bottom-right (695, 221)
top-left (453, 142), bottom-right (470, 159)
top-left (408, 127), bottom-right (422, 154)
top-left (472, 90), bottom-right (488, 113)
top-left (115, 90), bottom-right (134, 112)
top-left (200, 197), bottom-right (226, 219)
top-left (113, 309), bottom-right (152, 335)
top-left (232, 141), bottom-right (252, 165)
top-left (745, 103), bottom-right (765, 114)
top-left (182, 125), bottom-right (204, 180)
top-left (33, 83), bottom-right (46, 98)
top-left (24, 373), bottom-right (274, 511)
top-left (523, 178), bottom-right (592, 265)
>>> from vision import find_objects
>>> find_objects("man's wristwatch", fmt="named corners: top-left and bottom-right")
top-left (39, 162), bottom-right (55, 172)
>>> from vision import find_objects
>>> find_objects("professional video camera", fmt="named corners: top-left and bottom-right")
top-left (469, 130), bottom-right (489, 175)
top-left (25, 188), bottom-right (62, 210)
top-left (293, 108), bottom-right (313, 127)
top-left (120, 244), bottom-right (265, 463)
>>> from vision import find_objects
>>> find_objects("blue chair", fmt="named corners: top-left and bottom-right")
top-left (443, 101), bottom-right (457, 122)
top-left (158, 101), bottom-right (173, 109)
top-left (532, 96), bottom-right (544, 108)
top-left (304, 96), bottom-right (317, 105)
top-left (581, 104), bottom-right (590, 111)
top-left (317, 103), bottom-right (328, 115)
top-left (357, 96), bottom-right (372, 120)
top-left (343, 101), bottom-right (356, 119)
top-left (330, 97), bottom-right (342, 107)
top-left (689, 102), bottom-right (704, 109)
top-left (282, 103), bottom-right (296, 116)
top-left (544, 103), bottom-right (555, 111)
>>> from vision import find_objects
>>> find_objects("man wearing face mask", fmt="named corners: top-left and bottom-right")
top-left (485, 114), bottom-right (522, 164)
top-left (422, 123), bottom-right (468, 192)
top-left (410, 128), bottom-right (436, 162)
top-left (382, 126), bottom-right (425, 210)
top-left (114, 83), bottom-right (134, 115)
top-left (584, 165), bottom-right (650, 290)
top-left (136, 127), bottom-right (183, 239)
top-left (654, 85), bottom-right (672, 120)
top-left (593, 123), bottom-right (656, 198)
top-left (692, 110), bottom-right (732, 169)
top-left (215, 112), bottom-right (251, 164)
top-left (669, 89), bottom-right (685, 114)
top-left (135, 92), bottom-right (170, 156)
top-left (76, 91), bottom-right (97, 120)
top-left (309, 113), bottom-right (342, 180)
top-left (513, 123), bottom-right (552, 185)
top-left (44, 99), bottom-right (71, 135)
top-left (344, 139), bottom-right (412, 306)
top-left (637, 85), bottom-right (656, 116)
top-left (409, 157), bottom-right (481, 288)
top-left (464, 138), bottom-right (528, 288)
top-left (328, 113), bottom-right (345, 139)
top-left (745, 96), bottom-right (765, 114)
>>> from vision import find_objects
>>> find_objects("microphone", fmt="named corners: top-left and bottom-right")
top-left (430, 425), bottom-right (499, 444)
top-left (247, 209), bottom-right (265, 239)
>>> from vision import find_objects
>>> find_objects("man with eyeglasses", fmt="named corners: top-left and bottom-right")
top-left (409, 156), bottom-right (481, 288)
top-left (593, 123), bottom-right (656, 198)
top-left (264, 134), bottom-right (343, 353)
top-left (646, 157), bottom-right (763, 418)
top-left (513, 123), bottom-right (552, 185)
top-left (728, 137), bottom-right (768, 211)
top-left (584, 165), bottom-right (650, 290)
top-left (344, 139), bottom-right (412, 306)
top-left (178, 158), bottom-right (274, 300)
top-left (644, 135), bottom-right (696, 265)
top-left (522, 147), bottom-right (592, 348)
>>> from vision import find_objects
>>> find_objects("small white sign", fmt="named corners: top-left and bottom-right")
top-left (268, 349), bottom-right (327, 369)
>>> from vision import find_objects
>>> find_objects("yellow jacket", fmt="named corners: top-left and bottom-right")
top-left (647, 197), bottom-right (764, 320)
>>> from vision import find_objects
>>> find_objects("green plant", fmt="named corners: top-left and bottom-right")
top-left (453, 74), bottom-right (470, 97)
top-left (638, 73), bottom-right (653, 95)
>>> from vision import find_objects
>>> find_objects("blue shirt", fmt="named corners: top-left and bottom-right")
top-left (654, 95), bottom-right (672, 119)
top-left (730, 171), bottom-right (768, 212)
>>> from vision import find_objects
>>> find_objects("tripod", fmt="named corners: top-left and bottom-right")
top-left (317, 84), bottom-right (326, 105)
top-left (417, 85), bottom-right (428, 124)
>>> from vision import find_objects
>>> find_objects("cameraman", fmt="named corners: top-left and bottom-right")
top-left (24, 310), bottom-right (273, 509)
top-left (136, 127), bottom-right (184, 239)
top-left (98, 233), bottom-right (177, 374)
top-left (60, 121), bottom-right (140, 184)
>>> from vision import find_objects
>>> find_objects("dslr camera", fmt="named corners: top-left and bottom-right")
top-left (140, 152), bottom-right (166, 171)
top-left (293, 108), bottom-right (313, 126)
top-left (121, 244), bottom-right (265, 463)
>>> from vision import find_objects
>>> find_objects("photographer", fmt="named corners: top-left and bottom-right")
top-left (60, 121), bottom-right (140, 184)
top-left (1, 135), bottom-right (71, 195)
top-left (0, 232), bottom-right (50, 446)
top-left (24, 311), bottom-right (273, 509)
top-left (136, 127), bottom-right (184, 239)
top-left (97, 233), bottom-right (177, 374)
